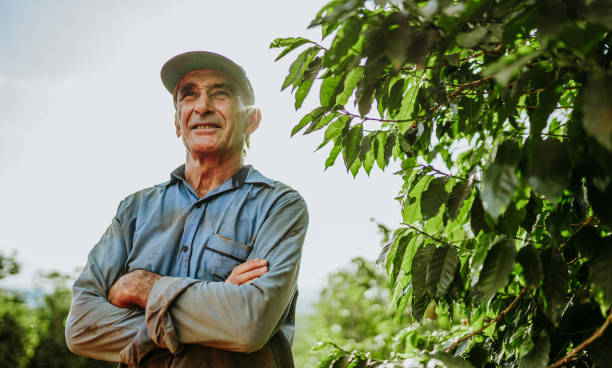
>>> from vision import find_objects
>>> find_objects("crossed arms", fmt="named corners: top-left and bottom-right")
top-left (65, 192), bottom-right (308, 363)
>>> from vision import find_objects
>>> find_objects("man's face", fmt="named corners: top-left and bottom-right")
top-left (174, 69), bottom-right (255, 160)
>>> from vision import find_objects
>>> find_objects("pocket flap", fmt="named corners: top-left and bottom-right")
top-left (206, 233), bottom-right (253, 263)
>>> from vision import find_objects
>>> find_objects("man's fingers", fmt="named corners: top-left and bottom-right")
top-left (226, 264), bottom-right (268, 285)
top-left (232, 258), bottom-right (268, 275)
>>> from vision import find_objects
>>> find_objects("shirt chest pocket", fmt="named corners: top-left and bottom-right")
top-left (203, 233), bottom-right (253, 281)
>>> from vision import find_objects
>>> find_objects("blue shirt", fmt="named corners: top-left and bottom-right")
top-left (65, 165), bottom-right (308, 367)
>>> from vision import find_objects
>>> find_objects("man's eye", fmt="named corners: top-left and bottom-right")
top-left (180, 91), bottom-right (196, 100)
top-left (212, 90), bottom-right (230, 98)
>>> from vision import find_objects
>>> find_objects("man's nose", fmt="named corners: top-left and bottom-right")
top-left (194, 93), bottom-right (214, 115)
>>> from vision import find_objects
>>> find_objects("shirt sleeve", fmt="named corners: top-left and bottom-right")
top-left (144, 191), bottom-right (308, 353)
top-left (65, 204), bottom-right (144, 362)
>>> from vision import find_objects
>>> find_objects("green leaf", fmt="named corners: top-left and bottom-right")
top-left (325, 139), bottom-right (343, 170)
top-left (474, 239), bottom-right (516, 303)
top-left (447, 180), bottom-right (471, 221)
top-left (391, 235), bottom-right (411, 287)
top-left (306, 112), bottom-right (339, 136)
top-left (302, 57), bottom-right (323, 82)
top-left (363, 142), bottom-right (375, 175)
top-left (271, 37), bottom-right (310, 61)
top-left (342, 124), bottom-right (363, 170)
top-left (318, 115), bottom-right (352, 149)
top-left (292, 107), bottom-right (326, 136)
top-left (519, 333), bottom-right (550, 368)
top-left (427, 246), bottom-right (460, 298)
top-left (323, 15), bottom-right (362, 67)
top-left (516, 245), bottom-right (543, 287)
top-left (470, 194), bottom-right (490, 235)
top-left (412, 243), bottom-right (436, 298)
top-left (420, 177), bottom-right (449, 220)
top-left (583, 73), bottom-right (612, 151)
top-left (526, 140), bottom-right (571, 200)
top-left (384, 132), bottom-right (396, 167)
top-left (388, 79), bottom-right (406, 114)
top-left (541, 249), bottom-right (569, 324)
top-left (456, 26), bottom-right (488, 48)
top-left (590, 242), bottom-right (612, 310)
top-left (336, 67), bottom-right (364, 105)
top-left (295, 80), bottom-right (314, 110)
top-left (320, 74), bottom-right (344, 107)
top-left (375, 132), bottom-right (387, 170)
top-left (527, 82), bottom-right (562, 137)
top-left (521, 194), bottom-right (542, 232)
top-left (495, 140), bottom-right (521, 167)
top-left (481, 162), bottom-right (519, 219)
top-left (412, 243), bottom-right (436, 321)
top-left (282, 47), bottom-right (314, 91)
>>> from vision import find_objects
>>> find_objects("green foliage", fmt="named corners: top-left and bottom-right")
top-left (0, 258), bottom-right (112, 368)
top-left (274, 0), bottom-right (612, 366)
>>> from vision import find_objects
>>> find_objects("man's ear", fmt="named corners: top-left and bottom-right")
top-left (174, 115), bottom-right (181, 138)
top-left (245, 108), bottom-right (261, 135)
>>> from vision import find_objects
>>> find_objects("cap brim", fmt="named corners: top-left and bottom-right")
top-left (161, 51), bottom-right (255, 105)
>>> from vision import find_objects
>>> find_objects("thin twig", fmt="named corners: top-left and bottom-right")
top-left (548, 308), bottom-right (612, 368)
top-left (418, 164), bottom-right (479, 183)
top-left (445, 287), bottom-right (529, 352)
top-left (560, 215), bottom-right (594, 250)
top-left (400, 223), bottom-right (473, 252)
top-left (307, 40), bottom-right (328, 51)
top-left (339, 108), bottom-right (413, 123)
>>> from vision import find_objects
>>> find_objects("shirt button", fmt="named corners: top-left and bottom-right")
top-left (182, 246), bottom-right (189, 252)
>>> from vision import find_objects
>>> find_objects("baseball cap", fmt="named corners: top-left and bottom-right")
top-left (160, 51), bottom-right (255, 105)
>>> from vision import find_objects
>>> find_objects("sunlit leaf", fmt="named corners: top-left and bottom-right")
top-left (342, 124), bottom-right (363, 170)
top-left (282, 46), bottom-right (315, 91)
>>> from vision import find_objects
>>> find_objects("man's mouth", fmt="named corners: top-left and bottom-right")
top-left (191, 123), bottom-right (221, 130)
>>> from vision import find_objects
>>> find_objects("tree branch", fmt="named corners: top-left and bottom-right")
top-left (445, 287), bottom-right (529, 352)
top-left (548, 308), bottom-right (612, 368)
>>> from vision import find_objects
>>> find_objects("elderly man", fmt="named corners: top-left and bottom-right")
top-left (65, 51), bottom-right (308, 367)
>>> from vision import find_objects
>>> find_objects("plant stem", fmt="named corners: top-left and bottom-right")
top-left (400, 223), bottom-right (473, 252)
top-left (418, 164), bottom-right (478, 183)
top-left (445, 287), bottom-right (529, 352)
top-left (548, 308), bottom-right (612, 368)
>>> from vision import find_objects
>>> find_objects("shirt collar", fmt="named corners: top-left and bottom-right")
top-left (162, 164), bottom-right (275, 192)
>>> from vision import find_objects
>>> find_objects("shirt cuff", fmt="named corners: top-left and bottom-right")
top-left (145, 276), bottom-right (199, 354)
top-left (119, 324), bottom-right (157, 367)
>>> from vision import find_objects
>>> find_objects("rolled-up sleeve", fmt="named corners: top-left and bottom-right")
top-left (65, 207), bottom-right (143, 362)
top-left (144, 192), bottom-right (308, 353)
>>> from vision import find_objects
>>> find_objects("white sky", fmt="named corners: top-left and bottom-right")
top-left (0, 0), bottom-right (401, 294)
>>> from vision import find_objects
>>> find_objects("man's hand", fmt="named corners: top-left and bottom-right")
top-left (108, 259), bottom-right (268, 308)
top-left (225, 258), bottom-right (268, 285)
top-left (108, 269), bottom-right (162, 309)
